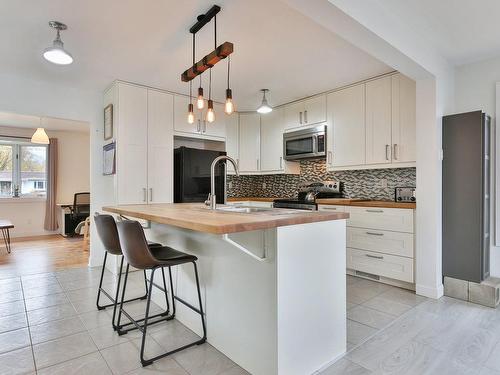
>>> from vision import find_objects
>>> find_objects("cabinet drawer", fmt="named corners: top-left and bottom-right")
top-left (346, 206), bottom-right (414, 233)
top-left (347, 248), bottom-right (414, 283)
top-left (347, 227), bottom-right (414, 258)
top-left (318, 205), bottom-right (346, 212)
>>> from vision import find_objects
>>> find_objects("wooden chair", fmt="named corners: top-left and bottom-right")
top-left (0, 220), bottom-right (14, 254)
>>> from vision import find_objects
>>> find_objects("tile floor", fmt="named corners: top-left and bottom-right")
top-left (0, 266), bottom-right (248, 375)
top-left (1, 263), bottom-right (498, 375)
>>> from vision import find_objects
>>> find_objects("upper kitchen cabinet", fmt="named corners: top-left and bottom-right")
top-left (327, 84), bottom-right (366, 169)
top-left (261, 108), bottom-right (300, 174)
top-left (225, 112), bottom-right (239, 174)
top-left (238, 113), bottom-right (261, 173)
top-left (147, 89), bottom-right (174, 203)
top-left (284, 95), bottom-right (326, 129)
top-left (174, 95), bottom-right (226, 140)
top-left (391, 73), bottom-right (416, 163)
top-left (108, 82), bottom-right (174, 205)
top-left (365, 76), bottom-right (392, 165)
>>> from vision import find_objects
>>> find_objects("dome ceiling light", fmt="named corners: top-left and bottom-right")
top-left (43, 21), bottom-right (73, 65)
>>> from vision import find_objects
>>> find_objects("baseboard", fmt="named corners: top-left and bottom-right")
top-left (416, 283), bottom-right (444, 299)
top-left (312, 350), bottom-right (347, 374)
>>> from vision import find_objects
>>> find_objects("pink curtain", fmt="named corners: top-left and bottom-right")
top-left (44, 138), bottom-right (58, 231)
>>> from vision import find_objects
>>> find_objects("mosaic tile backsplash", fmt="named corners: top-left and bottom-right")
top-left (227, 159), bottom-right (416, 201)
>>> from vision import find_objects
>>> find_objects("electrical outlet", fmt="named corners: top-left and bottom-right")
top-left (262, 182), bottom-right (267, 189)
top-left (380, 179), bottom-right (388, 188)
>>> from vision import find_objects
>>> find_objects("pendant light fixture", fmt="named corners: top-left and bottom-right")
top-left (257, 89), bottom-right (272, 114)
top-left (187, 81), bottom-right (195, 124)
top-left (31, 118), bottom-right (50, 144)
top-left (206, 68), bottom-right (215, 123)
top-left (181, 5), bottom-right (235, 123)
top-left (43, 21), bottom-right (73, 65)
top-left (224, 55), bottom-right (234, 114)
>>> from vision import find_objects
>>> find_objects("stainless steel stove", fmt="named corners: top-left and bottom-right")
top-left (273, 181), bottom-right (342, 211)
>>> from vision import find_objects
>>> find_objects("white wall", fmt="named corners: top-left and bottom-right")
top-left (0, 125), bottom-right (90, 237)
top-left (455, 56), bottom-right (500, 276)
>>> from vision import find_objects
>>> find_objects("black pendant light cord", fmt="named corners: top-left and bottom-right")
top-left (214, 15), bottom-right (217, 49)
top-left (209, 68), bottom-right (212, 100)
top-left (227, 55), bottom-right (231, 90)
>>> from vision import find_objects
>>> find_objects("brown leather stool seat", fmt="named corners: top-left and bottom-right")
top-left (93, 213), bottom-right (169, 331)
top-left (116, 220), bottom-right (206, 367)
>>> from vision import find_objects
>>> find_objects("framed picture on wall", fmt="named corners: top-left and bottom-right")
top-left (103, 142), bottom-right (116, 175)
top-left (104, 104), bottom-right (113, 140)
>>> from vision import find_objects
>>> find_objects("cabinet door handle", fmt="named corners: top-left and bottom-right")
top-left (299, 111), bottom-right (303, 125)
top-left (321, 207), bottom-right (337, 210)
top-left (327, 151), bottom-right (333, 165)
top-left (366, 209), bottom-right (384, 213)
top-left (393, 144), bottom-right (398, 160)
top-left (385, 144), bottom-right (390, 161)
top-left (197, 120), bottom-right (201, 132)
top-left (304, 110), bottom-right (308, 123)
top-left (366, 254), bottom-right (384, 260)
top-left (149, 188), bottom-right (153, 202)
top-left (366, 231), bottom-right (384, 236)
top-left (142, 188), bottom-right (147, 202)
top-left (280, 156), bottom-right (283, 169)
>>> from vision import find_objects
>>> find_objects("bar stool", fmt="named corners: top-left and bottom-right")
top-left (116, 219), bottom-right (207, 367)
top-left (94, 213), bottom-right (170, 330)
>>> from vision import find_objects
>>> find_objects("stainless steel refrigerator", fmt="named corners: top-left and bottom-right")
top-left (174, 147), bottom-right (226, 204)
top-left (442, 111), bottom-right (490, 283)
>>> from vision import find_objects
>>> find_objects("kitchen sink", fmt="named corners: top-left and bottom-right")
top-left (215, 206), bottom-right (273, 213)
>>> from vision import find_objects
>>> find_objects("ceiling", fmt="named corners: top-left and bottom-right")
top-left (0, 112), bottom-right (89, 133)
top-left (0, 0), bottom-right (392, 111)
top-left (372, 0), bottom-right (500, 66)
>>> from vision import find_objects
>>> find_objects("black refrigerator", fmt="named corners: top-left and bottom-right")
top-left (442, 111), bottom-right (490, 283)
top-left (174, 147), bottom-right (226, 204)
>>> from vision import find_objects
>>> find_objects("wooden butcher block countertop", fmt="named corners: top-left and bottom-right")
top-left (103, 203), bottom-right (349, 235)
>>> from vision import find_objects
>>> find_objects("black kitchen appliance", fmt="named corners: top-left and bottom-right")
top-left (442, 111), bottom-right (490, 283)
top-left (273, 181), bottom-right (342, 210)
top-left (395, 187), bottom-right (416, 203)
top-left (174, 147), bottom-right (226, 204)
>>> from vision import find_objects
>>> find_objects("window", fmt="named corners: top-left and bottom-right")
top-left (0, 140), bottom-right (47, 198)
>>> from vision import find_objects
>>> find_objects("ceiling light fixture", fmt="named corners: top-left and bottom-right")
top-left (182, 5), bottom-right (235, 124)
top-left (31, 118), bottom-right (50, 144)
top-left (43, 21), bottom-right (73, 65)
top-left (257, 89), bottom-right (272, 114)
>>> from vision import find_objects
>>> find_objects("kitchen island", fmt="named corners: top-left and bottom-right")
top-left (103, 203), bottom-right (348, 375)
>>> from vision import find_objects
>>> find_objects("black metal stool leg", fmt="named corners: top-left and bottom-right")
top-left (116, 263), bottom-right (130, 331)
top-left (161, 267), bottom-right (170, 315)
top-left (140, 268), bottom-right (156, 367)
top-left (193, 261), bottom-right (207, 342)
top-left (168, 266), bottom-right (176, 317)
top-left (96, 252), bottom-right (109, 310)
top-left (111, 256), bottom-right (125, 330)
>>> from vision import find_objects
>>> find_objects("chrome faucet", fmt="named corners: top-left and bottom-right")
top-left (205, 155), bottom-right (239, 210)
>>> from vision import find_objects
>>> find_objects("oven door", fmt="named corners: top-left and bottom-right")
top-left (283, 125), bottom-right (326, 160)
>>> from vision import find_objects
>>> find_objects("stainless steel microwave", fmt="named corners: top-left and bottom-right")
top-left (283, 124), bottom-right (326, 160)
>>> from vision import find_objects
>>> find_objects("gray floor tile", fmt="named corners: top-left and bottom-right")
top-left (125, 357), bottom-right (189, 375)
top-left (27, 303), bottom-right (77, 326)
top-left (348, 305), bottom-right (396, 329)
top-left (347, 320), bottom-right (378, 345)
top-left (218, 365), bottom-right (251, 375)
top-left (0, 312), bottom-right (27, 334)
top-left (485, 340), bottom-right (500, 372)
top-left (87, 325), bottom-right (130, 350)
top-left (78, 309), bottom-right (113, 330)
top-left (20, 273), bottom-right (55, 283)
top-left (21, 277), bottom-right (59, 290)
top-left (24, 292), bottom-right (68, 311)
top-left (100, 338), bottom-right (166, 375)
top-left (0, 346), bottom-right (35, 375)
top-left (377, 288), bottom-right (426, 307)
top-left (320, 357), bottom-right (372, 375)
top-left (0, 300), bottom-right (25, 318)
top-left (480, 367), bottom-right (500, 375)
top-left (149, 320), bottom-right (201, 353)
top-left (347, 284), bottom-right (384, 305)
top-left (33, 331), bottom-right (97, 369)
top-left (0, 327), bottom-right (30, 354)
top-left (362, 295), bottom-right (413, 317)
top-left (30, 316), bottom-right (86, 345)
top-left (71, 297), bottom-right (102, 314)
top-left (0, 279), bottom-right (22, 293)
top-left (22, 283), bottom-right (63, 299)
top-left (37, 351), bottom-right (112, 375)
top-left (347, 275), bottom-right (361, 286)
top-left (347, 302), bottom-right (357, 310)
top-left (0, 289), bottom-right (23, 304)
top-left (173, 343), bottom-right (236, 375)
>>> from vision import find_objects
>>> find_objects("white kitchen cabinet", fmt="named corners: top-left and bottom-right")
top-left (147, 89), bottom-right (174, 203)
top-left (113, 82), bottom-right (174, 205)
top-left (225, 113), bottom-right (239, 174)
top-left (392, 73), bottom-right (416, 163)
top-left (365, 76), bottom-right (392, 165)
top-left (327, 85), bottom-right (365, 169)
top-left (347, 227), bottom-right (414, 258)
top-left (116, 83), bottom-right (149, 204)
top-left (284, 95), bottom-right (326, 129)
top-left (346, 206), bottom-right (414, 233)
top-left (238, 113), bottom-right (261, 173)
top-left (261, 108), bottom-right (299, 174)
top-left (174, 95), bottom-right (225, 139)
